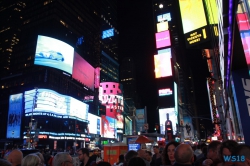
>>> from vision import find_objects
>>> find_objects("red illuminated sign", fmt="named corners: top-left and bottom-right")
top-left (155, 31), bottom-right (171, 48)
top-left (236, 13), bottom-right (250, 31)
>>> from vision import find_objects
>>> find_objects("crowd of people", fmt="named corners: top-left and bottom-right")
top-left (0, 140), bottom-right (249, 166)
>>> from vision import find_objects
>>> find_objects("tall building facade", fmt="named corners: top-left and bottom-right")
top-left (0, 0), bottom-right (120, 148)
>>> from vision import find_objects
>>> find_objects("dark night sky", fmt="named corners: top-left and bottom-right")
top-left (117, 1), bottom-right (212, 132)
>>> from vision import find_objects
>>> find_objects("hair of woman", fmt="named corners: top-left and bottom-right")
top-left (161, 141), bottom-right (180, 165)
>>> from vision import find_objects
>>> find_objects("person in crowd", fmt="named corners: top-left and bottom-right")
top-left (161, 141), bottom-right (180, 166)
top-left (173, 144), bottom-right (194, 166)
top-left (194, 144), bottom-right (202, 157)
top-left (202, 141), bottom-right (222, 166)
top-left (219, 140), bottom-right (238, 166)
top-left (0, 159), bottom-right (12, 166)
top-left (32, 152), bottom-right (45, 166)
top-left (7, 149), bottom-right (23, 166)
top-left (195, 146), bottom-right (208, 166)
top-left (96, 161), bottom-right (112, 166)
top-left (124, 150), bottom-right (138, 166)
top-left (90, 148), bottom-right (102, 163)
top-left (21, 154), bottom-right (41, 166)
top-left (113, 154), bottom-right (125, 166)
top-left (151, 146), bottom-right (162, 166)
top-left (52, 152), bottom-right (73, 166)
top-left (232, 144), bottom-right (250, 166)
top-left (145, 151), bottom-right (152, 164)
top-left (78, 148), bottom-right (93, 166)
top-left (128, 157), bottom-right (146, 166)
top-left (137, 149), bottom-right (150, 166)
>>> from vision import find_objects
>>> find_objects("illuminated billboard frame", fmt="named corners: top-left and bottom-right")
top-left (155, 31), bottom-right (171, 48)
top-left (154, 52), bottom-right (172, 78)
top-left (24, 89), bottom-right (89, 122)
top-left (179, 0), bottom-right (207, 34)
top-left (159, 108), bottom-right (178, 135)
top-left (34, 35), bottom-right (74, 74)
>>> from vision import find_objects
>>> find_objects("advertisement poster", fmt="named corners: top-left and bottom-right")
top-left (154, 52), bottom-right (172, 78)
top-left (125, 117), bottom-right (132, 135)
top-left (101, 115), bottom-right (117, 138)
top-left (72, 52), bottom-right (95, 90)
top-left (34, 35), bottom-right (74, 74)
top-left (136, 109), bottom-right (145, 133)
top-left (159, 108), bottom-right (178, 135)
top-left (183, 116), bottom-right (194, 139)
top-left (6, 93), bottom-right (23, 138)
top-left (155, 31), bottom-right (171, 48)
top-left (88, 113), bottom-right (101, 135)
top-left (24, 89), bottom-right (89, 122)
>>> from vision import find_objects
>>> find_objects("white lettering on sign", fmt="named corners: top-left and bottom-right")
top-left (242, 78), bottom-right (250, 116)
top-left (100, 95), bottom-right (123, 105)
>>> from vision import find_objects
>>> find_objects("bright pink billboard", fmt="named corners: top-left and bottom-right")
top-left (236, 13), bottom-right (250, 31)
top-left (72, 52), bottom-right (95, 90)
top-left (155, 31), bottom-right (171, 48)
top-left (154, 53), bottom-right (172, 78)
top-left (94, 67), bottom-right (100, 89)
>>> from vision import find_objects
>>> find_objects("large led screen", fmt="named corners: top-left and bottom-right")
top-left (155, 31), bottom-right (171, 48)
top-left (157, 13), bottom-right (171, 22)
top-left (6, 93), bottom-right (23, 139)
top-left (240, 31), bottom-right (250, 76)
top-left (204, 0), bottom-right (218, 24)
top-left (159, 108), bottom-right (178, 135)
top-left (101, 115), bottom-right (117, 138)
top-left (136, 109), bottom-right (145, 133)
top-left (72, 52), bottom-right (95, 90)
top-left (237, 13), bottom-right (250, 31)
top-left (154, 52), bottom-right (172, 78)
top-left (179, 0), bottom-right (207, 34)
top-left (34, 35), bottom-right (74, 74)
top-left (102, 28), bottom-right (114, 39)
top-left (159, 88), bottom-right (173, 96)
top-left (157, 22), bottom-right (169, 32)
top-left (24, 89), bottom-right (89, 122)
top-left (182, 116), bottom-right (194, 138)
top-left (88, 113), bottom-right (101, 135)
top-left (125, 117), bottom-right (132, 135)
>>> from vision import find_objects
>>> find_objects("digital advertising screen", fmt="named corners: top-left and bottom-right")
top-left (155, 31), bottom-right (171, 48)
top-left (88, 113), bottom-right (101, 135)
top-left (34, 35), bottom-right (74, 74)
top-left (154, 52), bottom-right (172, 78)
top-left (72, 52), bottom-right (95, 90)
top-left (157, 13), bottom-right (171, 22)
top-left (159, 108), bottom-right (178, 135)
top-left (240, 31), bottom-right (250, 71)
top-left (102, 28), bottom-right (114, 39)
top-left (184, 26), bottom-right (210, 47)
top-left (24, 89), bottom-right (89, 122)
top-left (128, 144), bottom-right (141, 151)
top-left (6, 93), bottom-right (23, 139)
top-left (94, 67), bottom-right (101, 89)
top-left (236, 13), bottom-right (250, 31)
top-left (182, 116), bottom-right (194, 139)
top-left (136, 109), bottom-right (145, 133)
top-left (159, 88), bottom-right (173, 96)
top-left (157, 22), bottom-right (169, 32)
top-left (101, 115), bottom-right (117, 138)
top-left (179, 0), bottom-right (207, 34)
top-left (125, 117), bottom-right (132, 135)
top-left (204, 0), bottom-right (218, 25)
top-left (158, 48), bottom-right (172, 56)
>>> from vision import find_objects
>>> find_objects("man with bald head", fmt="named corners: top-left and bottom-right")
top-left (7, 149), bottom-right (23, 166)
top-left (174, 144), bottom-right (194, 166)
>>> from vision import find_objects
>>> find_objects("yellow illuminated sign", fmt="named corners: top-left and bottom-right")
top-left (157, 22), bottom-right (169, 32)
top-left (185, 27), bottom-right (210, 46)
top-left (204, 0), bottom-right (218, 24)
top-left (179, 0), bottom-right (207, 34)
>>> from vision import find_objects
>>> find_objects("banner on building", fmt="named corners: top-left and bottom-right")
top-left (183, 116), bottom-right (194, 139)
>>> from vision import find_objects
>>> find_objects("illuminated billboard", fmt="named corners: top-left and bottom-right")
top-left (72, 52), bottom-right (95, 90)
top-left (184, 26), bottom-right (210, 47)
top-left (125, 117), bottom-right (132, 135)
top-left (94, 67), bottom-right (101, 89)
top-left (34, 35), bottom-right (74, 74)
top-left (24, 89), bottom-right (89, 122)
top-left (101, 115), bottom-right (117, 138)
top-left (240, 31), bottom-right (250, 72)
top-left (159, 108), bottom-right (178, 135)
top-left (157, 22), bottom-right (169, 32)
top-left (102, 28), bottom-right (114, 39)
top-left (157, 13), bottom-right (171, 22)
top-left (182, 116), bottom-right (194, 138)
top-left (136, 109), bottom-right (145, 132)
top-left (204, 0), bottom-right (218, 24)
top-left (159, 88), bottom-right (173, 96)
top-left (158, 48), bottom-right (171, 56)
top-left (88, 113), bottom-right (101, 135)
top-left (179, 0), bottom-right (207, 34)
top-left (154, 52), bottom-right (172, 78)
top-left (155, 31), bottom-right (171, 48)
top-left (236, 13), bottom-right (250, 31)
top-left (6, 93), bottom-right (23, 139)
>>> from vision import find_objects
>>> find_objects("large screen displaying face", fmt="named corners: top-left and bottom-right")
top-left (155, 31), bottom-right (171, 48)
top-left (179, 0), bottom-right (207, 34)
top-left (101, 115), bottom-right (117, 138)
top-left (154, 52), bottom-right (172, 78)
top-left (159, 108), bottom-right (178, 135)
top-left (88, 113), bottom-right (101, 135)
top-left (72, 52), bottom-right (95, 90)
top-left (34, 35), bottom-right (74, 74)
top-left (24, 89), bottom-right (89, 122)
top-left (6, 93), bottom-right (23, 139)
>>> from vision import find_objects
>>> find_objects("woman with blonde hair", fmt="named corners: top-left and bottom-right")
top-left (21, 154), bottom-right (41, 166)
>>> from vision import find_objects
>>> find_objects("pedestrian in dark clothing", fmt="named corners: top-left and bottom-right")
top-left (151, 146), bottom-right (162, 166)
top-left (173, 144), bottom-right (194, 166)
top-left (128, 157), bottom-right (146, 166)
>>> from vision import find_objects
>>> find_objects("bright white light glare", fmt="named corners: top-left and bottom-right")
top-left (159, 4), bottom-right (163, 8)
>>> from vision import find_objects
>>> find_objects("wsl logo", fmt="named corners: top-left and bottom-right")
top-left (223, 155), bottom-right (245, 162)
